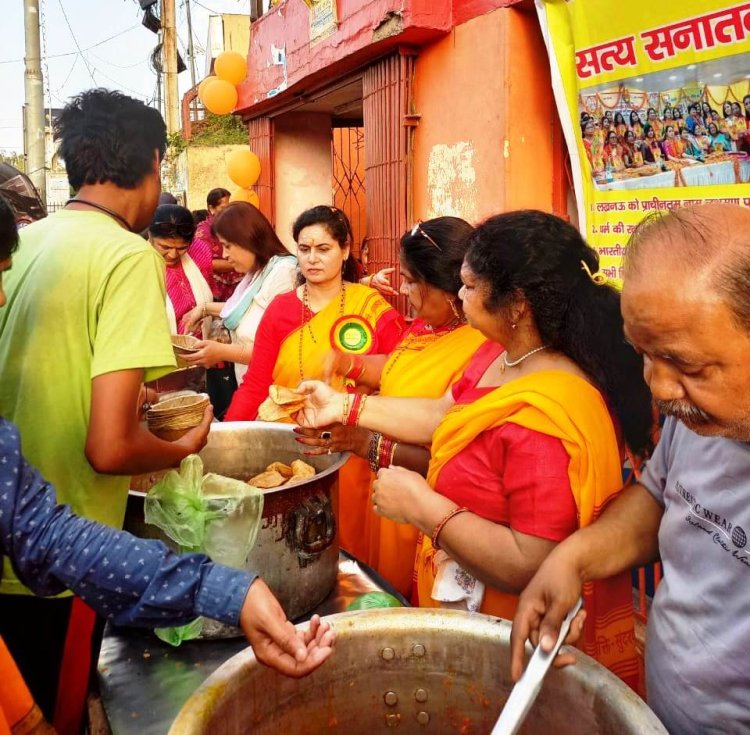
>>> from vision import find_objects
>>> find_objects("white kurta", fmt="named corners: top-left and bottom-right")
top-left (228, 258), bottom-right (297, 383)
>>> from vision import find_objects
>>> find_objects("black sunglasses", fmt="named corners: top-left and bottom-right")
top-left (151, 221), bottom-right (195, 239)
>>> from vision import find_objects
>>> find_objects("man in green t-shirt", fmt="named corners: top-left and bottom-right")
top-left (0, 90), bottom-right (212, 727)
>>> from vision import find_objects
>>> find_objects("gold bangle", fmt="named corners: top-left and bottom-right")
top-left (354, 394), bottom-right (368, 427)
top-left (342, 393), bottom-right (350, 426)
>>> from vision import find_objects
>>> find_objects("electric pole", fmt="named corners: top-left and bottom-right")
top-left (23, 0), bottom-right (46, 203)
top-left (162, 0), bottom-right (179, 134)
top-left (184, 0), bottom-right (197, 90)
top-left (156, 28), bottom-right (163, 118)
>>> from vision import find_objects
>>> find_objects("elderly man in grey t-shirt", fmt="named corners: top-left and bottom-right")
top-left (510, 203), bottom-right (750, 734)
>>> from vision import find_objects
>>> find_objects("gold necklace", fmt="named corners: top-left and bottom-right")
top-left (298, 282), bottom-right (346, 381)
top-left (383, 317), bottom-right (465, 378)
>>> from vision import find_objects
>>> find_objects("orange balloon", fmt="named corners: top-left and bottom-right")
top-left (197, 76), bottom-right (216, 99)
top-left (230, 188), bottom-right (260, 207)
top-left (215, 51), bottom-right (247, 86)
top-left (201, 78), bottom-right (238, 115)
top-left (226, 149), bottom-right (262, 188)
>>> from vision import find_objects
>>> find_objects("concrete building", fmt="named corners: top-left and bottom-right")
top-left (22, 106), bottom-right (69, 211)
top-left (231, 0), bottom-right (570, 270)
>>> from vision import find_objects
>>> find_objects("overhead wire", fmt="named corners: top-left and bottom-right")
top-left (0, 25), bottom-right (140, 65)
top-left (56, 56), bottom-right (79, 91)
top-left (190, 0), bottom-right (222, 13)
top-left (56, 0), bottom-right (97, 84)
top-left (90, 52), bottom-right (150, 70)
top-left (80, 63), bottom-right (153, 101)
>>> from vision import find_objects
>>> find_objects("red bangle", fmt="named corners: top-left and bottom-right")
top-left (345, 355), bottom-right (366, 382)
top-left (346, 392), bottom-right (363, 426)
top-left (377, 436), bottom-right (396, 468)
top-left (431, 507), bottom-right (469, 551)
top-left (378, 437), bottom-right (391, 468)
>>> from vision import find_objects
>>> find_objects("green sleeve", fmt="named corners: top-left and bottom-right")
top-left (91, 250), bottom-right (177, 381)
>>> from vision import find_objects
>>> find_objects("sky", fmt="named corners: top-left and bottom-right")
top-left (0, 0), bottom-right (250, 153)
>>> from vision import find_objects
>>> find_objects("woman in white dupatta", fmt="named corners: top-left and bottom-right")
top-left (148, 204), bottom-right (214, 338)
top-left (180, 202), bottom-right (297, 384)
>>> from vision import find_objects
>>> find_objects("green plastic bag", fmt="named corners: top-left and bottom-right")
top-left (144, 455), bottom-right (264, 645)
top-left (347, 592), bottom-right (403, 611)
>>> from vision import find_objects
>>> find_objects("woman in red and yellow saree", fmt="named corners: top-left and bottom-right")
top-left (295, 217), bottom-right (485, 597)
top-left (604, 132), bottom-right (626, 172)
top-left (0, 637), bottom-right (54, 735)
top-left (297, 210), bottom-right (654, 690)
top-left (581, 119), bottom-right (604, 175)
top-left (225, 206), bottom-right (404, 558)
top-left (628, 110), bottom-right (644, 138)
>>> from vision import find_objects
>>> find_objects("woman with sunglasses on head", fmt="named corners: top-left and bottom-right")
top-left (148, 204), bottom-right (214, 338)
top-left (296, 210), bottom-right (653, 688)
top-left (295, 217), bottom-right (486, 597)
top-left (148, 204), bottom-right (213, 337)
top-left (224, 205), bottom-right (405, 554)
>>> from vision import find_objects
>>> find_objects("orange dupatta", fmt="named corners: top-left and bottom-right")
top-left (272, 284), bottom-right (394, 387)
top-left (415, 371), bottom-right (639, 689)
top-left (363, 326), bottom-right (486, 596)
top-left (272, 284), bottom-right (398, 560)
top-left (0, 637), bottom-right (54, 735)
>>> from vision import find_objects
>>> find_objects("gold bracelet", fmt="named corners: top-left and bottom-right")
top-left (354, 394), bottom-right (368, 427)
top-left (342, 393), bottom-right (350, 426)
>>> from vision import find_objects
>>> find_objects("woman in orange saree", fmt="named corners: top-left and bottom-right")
top-left (0, 637), bottom-right (53, 735)
top-left (225, 206), bottom-right (405, 558)
top-left (297, 210), bottom-right (654, 690)
top-left (295, 217), bottom-right (485, 597)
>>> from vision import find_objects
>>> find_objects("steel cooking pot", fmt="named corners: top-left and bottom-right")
top-left (168, 609), bottom-right (666, 734)
top-left (125, 421), bottom-right (347, 621)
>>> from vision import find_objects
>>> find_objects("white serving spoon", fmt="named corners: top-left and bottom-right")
top-left (492, 597), bottom-right (584, 735)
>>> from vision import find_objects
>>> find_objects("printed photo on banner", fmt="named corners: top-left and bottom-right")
top-left (536, 0), bottom-right (750, 285)
top-left (579, 53), bottom-right (750, 191)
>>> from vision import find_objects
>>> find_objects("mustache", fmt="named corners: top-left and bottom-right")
top-left (655, 399), bottom-right (711, 425)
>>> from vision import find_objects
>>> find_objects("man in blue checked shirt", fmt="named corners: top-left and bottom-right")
top-left (0, 196), bottom-right (333, 734)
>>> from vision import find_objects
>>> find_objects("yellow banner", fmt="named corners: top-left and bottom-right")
top-left (536, 0), bottom-right (750, 284)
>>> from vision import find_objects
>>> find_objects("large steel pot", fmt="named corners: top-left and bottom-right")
top-left (125, 422), bottom-right (347, 621)
top-left (169, 609), bottom-right (666, 735)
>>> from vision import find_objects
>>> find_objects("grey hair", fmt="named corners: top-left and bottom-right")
top-left (624, 205), bottom-right (750, 331)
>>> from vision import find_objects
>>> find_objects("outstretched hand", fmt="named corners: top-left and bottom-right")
top-left (181, 340), bottom-right (227, 369)
top-left (509, 549), bottom-right (587, 682)
top-left (369, 268), bottom-right (399, 297)
top-left (323, 351), bottom-right (354, 383)
top-left (294, 381), bottom-right (345, 429)
top-left (179, 305), bottom-right (204, 336)
top-left (293, 424), bottom-right (370, 458)
top-left (239, 579), bottom-right (335, 678)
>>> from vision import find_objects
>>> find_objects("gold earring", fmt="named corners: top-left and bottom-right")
top-left (448, 297), bottom-right (461, 320)
top-left (511, 322), bottom-right (518, 330)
